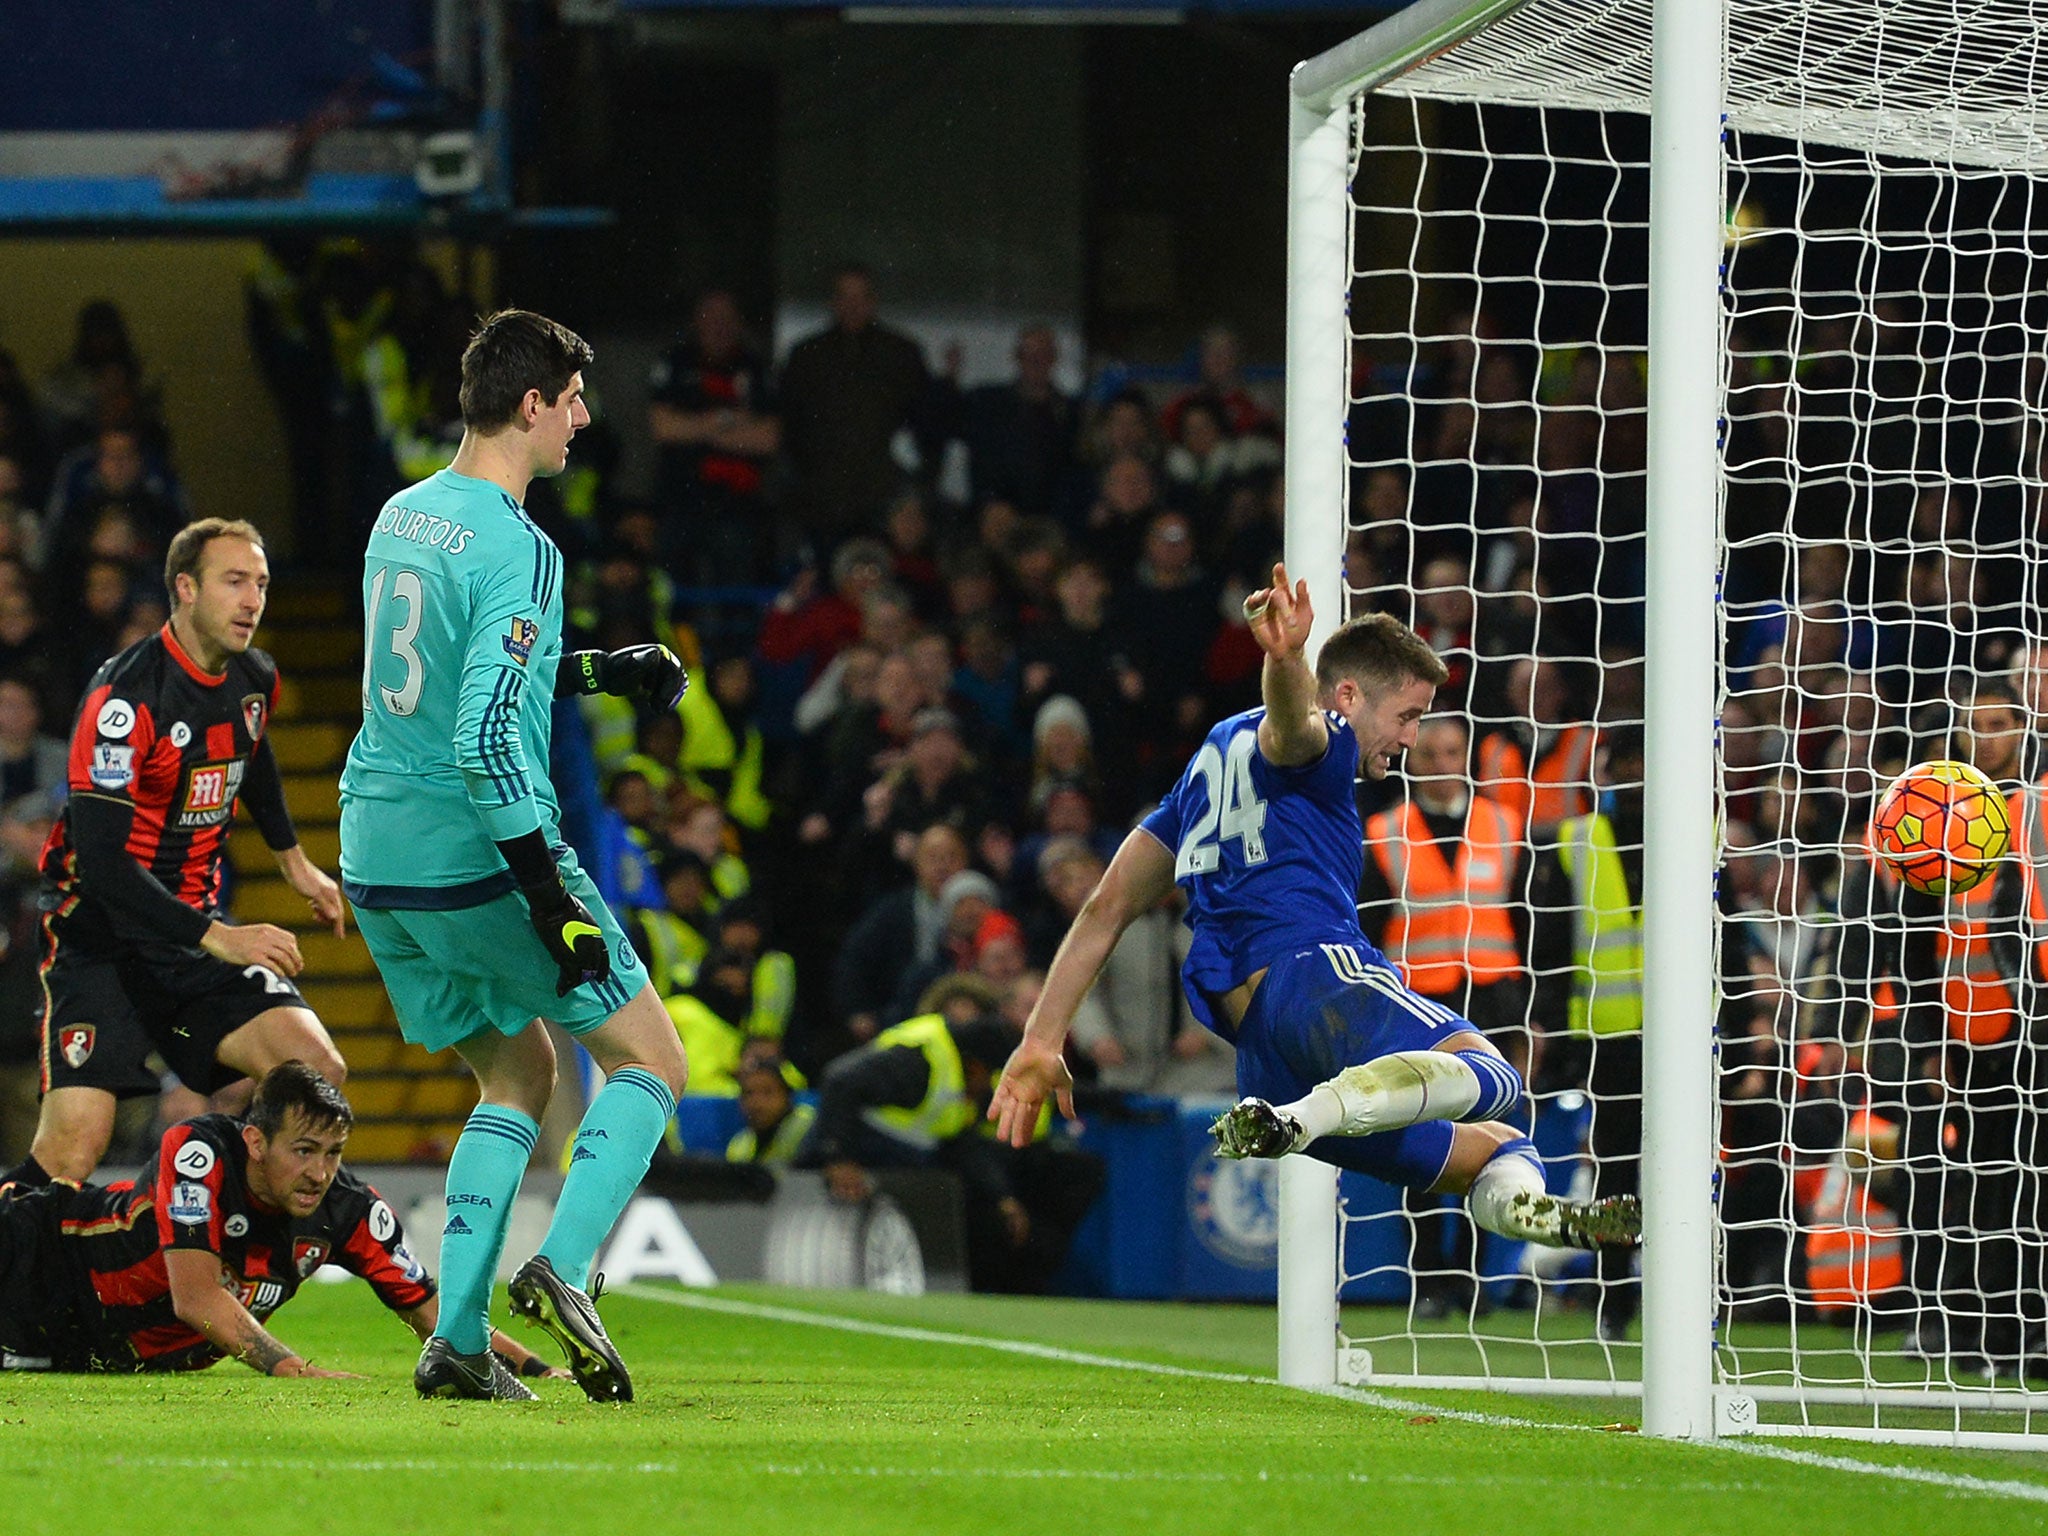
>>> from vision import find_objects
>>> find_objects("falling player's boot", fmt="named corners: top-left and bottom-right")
top-left (509, 1255), bottom-right (632, 1404)
top-left (1210, 1097), bottom-right (1308, 1159)
top-left (414, 1336), bottom-right (539, 1401)
top-left (1507, 1191), bottom-right (1642, 1251)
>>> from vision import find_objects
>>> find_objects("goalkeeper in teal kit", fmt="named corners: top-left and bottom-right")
top-left (340, 310), bottom-right (690, 1404)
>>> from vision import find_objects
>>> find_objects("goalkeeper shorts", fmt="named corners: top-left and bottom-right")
top-left (354, 849), bottom-right (644, 1052)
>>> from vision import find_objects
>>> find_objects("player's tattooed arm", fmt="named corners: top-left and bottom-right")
top-left (163, 1249), bottom-right (358, 1379)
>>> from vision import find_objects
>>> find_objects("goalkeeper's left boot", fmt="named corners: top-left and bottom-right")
top-left (415, 1336), bottom-right (539, 1402)
top-left (509, 1255), bottom-right (632, 1404)
top-left (1210, 1097), bottom-right (1307, 1159)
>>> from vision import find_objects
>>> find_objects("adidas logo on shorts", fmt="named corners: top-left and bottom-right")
top-left (444, 1214), bottom-right (474, 1236)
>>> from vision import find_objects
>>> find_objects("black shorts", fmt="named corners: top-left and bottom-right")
top-left (0, 1187), bottom-right (90, 1369)
top-left (37, 907), bottom-right (306, 1098)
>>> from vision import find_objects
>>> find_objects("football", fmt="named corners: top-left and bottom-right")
top-left (1869, 759), bottom-right (2011, 896)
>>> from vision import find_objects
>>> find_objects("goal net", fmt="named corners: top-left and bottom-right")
top-left (1281, 0), bottom-right (2048, 1447)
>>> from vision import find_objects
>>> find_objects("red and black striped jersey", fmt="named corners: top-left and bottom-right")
top-left (51, 1114), bottom-right (434, 1371)
top-left (39, 624), bottom-right (284, 925)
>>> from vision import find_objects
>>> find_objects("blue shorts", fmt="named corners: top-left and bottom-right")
top-left (1234, 942), bottom-right (1478, 1189)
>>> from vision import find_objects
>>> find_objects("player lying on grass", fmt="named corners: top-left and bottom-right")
top-left (0, 1062), bottom-right (560, 1389)
top-left (340, 310), bottom-right (691, 1405)
top-left (990, 567), bottom-right (1640, 1252)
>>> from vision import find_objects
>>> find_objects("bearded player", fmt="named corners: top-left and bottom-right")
top-left (991, 565), bottom-right (1640, 1254)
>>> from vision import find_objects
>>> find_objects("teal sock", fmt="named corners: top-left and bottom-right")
top-left (536, 1067), bottom-right (675, 1290)
top-left (434, 1103), bottom-right (538, 1355)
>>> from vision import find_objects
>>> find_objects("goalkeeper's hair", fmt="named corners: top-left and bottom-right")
top-left (1314, 611), bottom-right (1449, 699)
top-left (248, 1061), bottom-right (354, 1140)
top-left (459, 309), bottom-right (594, 430)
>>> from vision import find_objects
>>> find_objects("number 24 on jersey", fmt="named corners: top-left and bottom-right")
top-left (1176, 731), bottom-right (1269, 877)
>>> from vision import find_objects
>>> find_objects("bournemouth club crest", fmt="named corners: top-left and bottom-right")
top-left (292, 1239), bottom-right (330, 1277)
top-left (241, 692), bottom-right (267, 743)
top-left (58, 1024), bottom-right (94, 1069)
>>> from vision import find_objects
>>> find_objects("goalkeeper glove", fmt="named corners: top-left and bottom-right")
top-left (496, 831), bottom-right (612, 997)
top-left (563, 645), bottom-right (687, 709)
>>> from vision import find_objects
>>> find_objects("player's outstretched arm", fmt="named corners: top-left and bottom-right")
top-left (163, 1249), bottom-right (359, 1378)
top-left (1246, 561), bottom-right (1328, 768)
top-left (991, 826), bottom-right (1176, 1147)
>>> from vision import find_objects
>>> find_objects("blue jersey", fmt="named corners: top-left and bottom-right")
top-left (1139, 707), bottom-right (1388, 1034)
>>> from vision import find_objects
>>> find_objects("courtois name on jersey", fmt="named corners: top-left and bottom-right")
top-left (1140, 707), bottom-right (1389, 1033)
top-left (339, 469), bottom-right (566, 899)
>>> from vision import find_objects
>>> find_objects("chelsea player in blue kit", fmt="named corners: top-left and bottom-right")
top-left (991, 567), bottom-right (1639, 1252)
top-left (341, 312), bottom-right (692, 1402)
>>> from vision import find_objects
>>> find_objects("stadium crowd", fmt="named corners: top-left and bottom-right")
top-left (0, 239), bottom-right (2039, 1347)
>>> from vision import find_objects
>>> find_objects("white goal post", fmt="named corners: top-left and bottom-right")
top-left (1280, 0), bottom-right (2048, 1449)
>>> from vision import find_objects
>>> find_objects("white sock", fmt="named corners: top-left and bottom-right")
top-left (1278, 1051), bottom-right (1485, 1141)
top-left (1467, 1149), bottom-right (1555, 1242)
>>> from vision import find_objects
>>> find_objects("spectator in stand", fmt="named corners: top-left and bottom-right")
top-left (725, 1055), bottom-right (815, 1166)
top-left (37, 300), bottom-right (165, 455)
top-left (0, 586), bottom-right (67, 731)
top-left (805, 648), bottom-right (925, 851)
top-left (777, 265), bottom-right (935, 546)
top-left (757, 536), bottom-right (893, 685)
top-left (881, 490), bottom-right (947, 621)
top-left (853, 709), bottom-right (994, 903)
top-left (0, 352), bottom-right (52, 508)
top-left (0, 673), bottom-right (64, 1161)
top-left (890, 868), bottom-right (1010, 1025)
top-left (954, 325), bottom-right (1079, 519)
top-left (43, 426), bottom-right (186, 580)
top-left (832, 822), bottom-right (971, 1046)
top-left (1082, 452), bottom-right (1168, 575)
top-left (625, 849), bottom-right (719, 999)
top-left (1122, 510), bottom-right (1222, 778)
top-left (1476, 655), bottom-right (1596, 849)
top-left (952, 614), bottom-right (1024, 763)
top-left (647, 290), bottom-right (782, 604)
top-left (1410, 556), bottom-right (1477, 711)
top-left (1526, 726), bottom-right (1647, 1341)
top-left (999, 518), bottom-right (1066, 631)
top-left (1025, 695), bottom-right (1100, 818)
top-left (1032, 837), bottom-right (1231, 1096)
top-left (1159, 325), bottom-right (1276, 442)
top-left (1162, 395), bottom-right (1280, 533)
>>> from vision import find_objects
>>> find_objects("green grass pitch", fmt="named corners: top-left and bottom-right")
top-left (2, 1282), bottom-right (2045, 1534)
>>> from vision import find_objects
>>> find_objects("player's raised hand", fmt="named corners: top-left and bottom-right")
top-left (988, 1037), bottom-right (1077, 1148)
top-left (201, 920), bottom-right (305, 978)
top-left (1244, 561), bottom-right (1312, 659)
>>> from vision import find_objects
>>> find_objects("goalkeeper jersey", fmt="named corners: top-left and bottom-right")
top-left (339, 469), bottom-right (565, 907)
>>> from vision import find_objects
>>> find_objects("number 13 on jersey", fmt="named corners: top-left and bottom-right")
top-left (363, 565), bottom-right (425, 716)
top-left (1175, 730), bottom-right (1269, 877)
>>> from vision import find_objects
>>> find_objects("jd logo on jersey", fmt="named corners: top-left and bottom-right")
top-left (58, 1024), bottom-right (93, 1069)
top-left (503, 617), bottom-right (539, 666)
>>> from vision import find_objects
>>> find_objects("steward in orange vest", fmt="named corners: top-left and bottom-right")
top-left (1358, 716), bottom-right (1530, 1060)
top-left (1474, 723), bottom-right (1595, 842)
